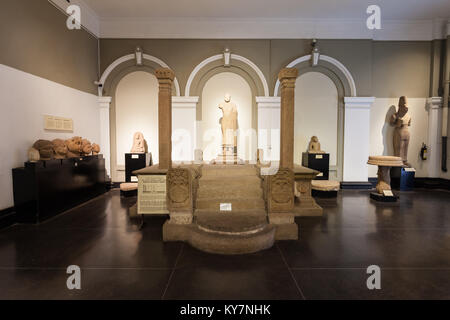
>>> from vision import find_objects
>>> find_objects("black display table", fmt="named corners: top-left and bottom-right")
top-left (12, 155), bottom-right (107, 223)
top-left (125, 153), bottom-right (152, 182)
top-left (302, 152), bottom-right (330, 180)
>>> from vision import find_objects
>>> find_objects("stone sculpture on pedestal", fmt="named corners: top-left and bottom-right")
top-left (32, 140), bottom-right (54, 160)
top-left (28, 147), bottom-right (40, 162)
top-left (92, 143), bottom-right (100, 155)
top-left (131, 132), bottom-right (147, 153)
top-left (390, 96), bottom-right (411, 166)
top-left (218, 93), bottom-right (238, 161)
top-left (52, 139), bottom-right (68, 159)
top-left (81, 139), bottom-right (92, 156)
top-left (66, 136), bottom-right (82, 158)
top-left (308, 136), bottom-right (325, 154)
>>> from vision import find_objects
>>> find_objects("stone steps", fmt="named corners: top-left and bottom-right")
top-left (196, 198), bottom-right (266, 210)
top-left (195, 208), bottom-right (267, 233)
top-left (183, 164), bottom-right (273, 254)
top-left (197, 186), bottom-right (263, 199)
top-left (188, 224), bottom-right (275, 255)
top-left (201, 165), bottom-right (258, 177)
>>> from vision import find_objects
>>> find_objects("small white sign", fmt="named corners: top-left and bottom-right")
top-left (404, 168), bottom-right (416, 172)
top-left (317, 172), bottom-right (324, 177)
top-left (383, 190), bottom-right (394, 197)
top-left (132, 155), bottom-right (139, 159)
top-left (220, 203), bottom-right (232, 211)
top-left (131, 176), bottom-right (138, 182)
top-left (316, 155), bottom-right (323, 159)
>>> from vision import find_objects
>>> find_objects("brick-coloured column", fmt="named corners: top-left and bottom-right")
top-left (155, 68), bottom-right (175, 170)
top-left (278, 68), bottom-right (298, 169)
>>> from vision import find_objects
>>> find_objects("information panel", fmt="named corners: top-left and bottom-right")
top-left (137, 174), bottom-right (169, 214)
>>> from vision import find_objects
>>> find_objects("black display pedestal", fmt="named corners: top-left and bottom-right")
top-left (370, 192), bottom-right (398, 202)
top-left (12, 155), bottom-right (107, 224)
top-left (125, 153), bottom-right (152, 182)
top-left (391, 167), bottom-right (415, 191)
top-left (302, 152), bottom-right (330, 180)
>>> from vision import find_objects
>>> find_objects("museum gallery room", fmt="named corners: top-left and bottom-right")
top-left (0, 0), bottom-right (450, 302)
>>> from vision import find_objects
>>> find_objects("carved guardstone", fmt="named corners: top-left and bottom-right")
top-left (166, 168), bottom-right (193, 224)
top-left (266, 167), bottom-right (298, 240)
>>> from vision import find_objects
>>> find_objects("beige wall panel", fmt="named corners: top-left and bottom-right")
top-left (100, 39), bottom-right (271, 96)
top-left (372, 41), bottom-right (431, 98)
top-left (0, 0), bottom-right (98, 94)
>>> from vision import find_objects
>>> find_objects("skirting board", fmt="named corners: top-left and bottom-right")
top-left (0, 207), bottom-right (16, 230)
top-left (340, 181), bottom-right (373, 190)
top-left (414, 178), bottom-right (450, 190)
top-left (367, 177), bottom-right (450, 190)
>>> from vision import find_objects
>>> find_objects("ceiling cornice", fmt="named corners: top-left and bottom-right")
top-left (99, 17), bottom-right (448, 41)
top-left (48, 0), bottom-right (100, 37)
top-left (48, 1), bottom-right (449, 41)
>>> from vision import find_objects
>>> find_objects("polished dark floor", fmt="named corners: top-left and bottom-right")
top-left (0, 188), bottom-right (449, 300)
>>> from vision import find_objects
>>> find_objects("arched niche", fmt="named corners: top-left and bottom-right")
top-left (200, 71), bottom-right (255, 161)
top-left (274, 54), bottom-right (356, 97)
top-left (185, 53), bottom-right (270, 160)
top-left (186, 54), bottom-right (269, 98)
top-left (274, 55), bottom-right (357, 180)
top-left (108, 67), bottom-right (159, 181)
top-left (294, 69), bottom-right (344, 180)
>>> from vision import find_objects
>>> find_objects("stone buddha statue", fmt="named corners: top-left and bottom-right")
top-left (131, 132), bottom-right (147, 153)
top-left (218, 93), bottom-right (238, 156)
top-left (390, 96), bottom-right (411, 167)
top-left (308, 136), bottom-right (325, 154)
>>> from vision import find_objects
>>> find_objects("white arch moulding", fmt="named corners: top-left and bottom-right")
top-left (184, 53), bottom-right (270, 97)
top-left (98, 53), bottom-right (181, 96)
top-left (273, 54), bottom-right (357, 97)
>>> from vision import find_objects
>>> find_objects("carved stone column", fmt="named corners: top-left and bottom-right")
top-left (278, 68), bottom-right (298, 169)
top-left (156, 68), bottom-right (175, 170)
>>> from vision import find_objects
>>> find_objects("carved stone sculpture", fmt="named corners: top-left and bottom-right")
top-left (66, 136), bottom-right (82, 158)
top-left (267, 168), bottom-right (295, 213)
top-left (390, 96), bottom-right (411, 166)
top-left (308, 136), bottom-right (325, 153)
top-left (167, 168), bottom-right (192, 211)
top-left (367, 156), bottom-right (404, 194)
top-left (28, 147), bottom-right (40, 162)
top-left (166, 168), bottom-right (194, 225)
top-left (32, 140), bottom-right (54, 160)
top-left (52, 139), bottom-right (68, 159)
top-left (131, 132), bottom-right (146, 153)
top-left (218, 94), bottom-right (238, 157)
top-left (81, 139), bottom-right (92, 156)
top-left (92, 143), bottom-right (100, 155)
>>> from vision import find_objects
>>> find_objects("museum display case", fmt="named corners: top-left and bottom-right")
top-left (12, 155), bottom-right (107, 223)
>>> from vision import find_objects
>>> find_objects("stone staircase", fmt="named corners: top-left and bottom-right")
top-left (188, 165), bottom-right (275, 254)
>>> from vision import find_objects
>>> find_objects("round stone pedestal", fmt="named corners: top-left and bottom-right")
top-left (367, 156), bottom-right (404, 201)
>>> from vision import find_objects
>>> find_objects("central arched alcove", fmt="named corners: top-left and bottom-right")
top-left (294, 67), bottom-right (345, 180)
top-left (200, 72), bottom-right (255, 161)
top-left (114, 71), bottom-right (158, 181)
top-left (295, 71), bottom-right (339, 174)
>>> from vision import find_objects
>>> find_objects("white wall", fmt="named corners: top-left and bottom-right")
top-left (294, 72), bottom-right (339, 167)
top-left (0, 64), bottom-right (100, 210)
top-left (369, 97), bottom-right (429, 177)
top-left (115, 71), bottom-right (159, 175)
top-left (200, 72), bottom-right (254, 161)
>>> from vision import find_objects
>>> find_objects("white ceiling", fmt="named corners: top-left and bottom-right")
top-left (82, 0), bottom-right (449, 20)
